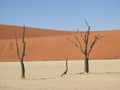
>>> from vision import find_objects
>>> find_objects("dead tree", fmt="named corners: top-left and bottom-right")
top-left (14, 26), bottom-right (26, 79)
top-left (61, 56), bottom-right (69, 77)
top-left (67, 20), bottom-right (104, 73)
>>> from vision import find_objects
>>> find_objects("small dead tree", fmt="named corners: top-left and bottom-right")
top-left (67, 20), bottom-right (104, 73)
top-left (14, 26), bottom-right (26, 79)
top-left (61, 56), bottom-right (69, 77)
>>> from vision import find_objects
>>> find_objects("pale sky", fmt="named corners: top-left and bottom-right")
top-left (0, 0), bottom-right (120, 31)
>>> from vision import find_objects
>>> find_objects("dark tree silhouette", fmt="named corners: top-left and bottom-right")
top-left (14, 26), bottom-right (26, 79)
top-left (61, 56), bottom-right (69, 77)
top-left (67, 20), bottom-right (104, 73)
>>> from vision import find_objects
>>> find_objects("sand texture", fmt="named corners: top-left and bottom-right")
top-left (0, 60), bottom-right (120, 90)
top-left (0, 24), bottom-right (120, 61)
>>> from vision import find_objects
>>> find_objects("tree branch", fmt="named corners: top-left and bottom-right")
top-left (88, 34), bottom-right (104, 55)
top-left (14, 32), bottom-right (21, 60)
top-left (77, 29), bottom-right (86, 43)
top-left (85, 19), bottom-right (90, 32)
top-left (14, 26), bottom-right (26, 61)
top-left (67, 37), bottom-right (85, 54)
top-left (74, 36), bottom-right (84, 54)
top-left (84, 19), bottom-right (90, 44)
top-left (21, 26), bottom-right (26, 61)
top-left (67, 37), bottom-right (79, 48)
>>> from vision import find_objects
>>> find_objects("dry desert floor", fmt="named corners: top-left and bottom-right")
top-left (0, 60), bottom-right (120, 90)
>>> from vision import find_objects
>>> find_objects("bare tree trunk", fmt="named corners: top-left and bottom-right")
top-left (67, 20), bottom-right (103, 74)
top-left (61, 57), bottom-right (68, 77)
top-left (20, 60), bottom-right (25, 78)
top-left (84, 54), bottom-right (89, 73)
top-left (14, 26), bottom-right (26, 79)
top-left (20, 26), bottom-right (26, 79)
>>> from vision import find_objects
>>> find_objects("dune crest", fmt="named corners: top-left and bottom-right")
top-left (0, 24), bottom-right (120, 61)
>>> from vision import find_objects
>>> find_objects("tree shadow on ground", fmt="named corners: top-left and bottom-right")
top-left (75, 72), bottom-right (120, 75)
top-left (25, 72), bottom-right (120, 80)
top-left (26, 77), bottom-right (55, 80)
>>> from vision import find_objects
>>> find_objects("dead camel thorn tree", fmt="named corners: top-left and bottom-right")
top-left (14, 26), bottom-right (26, 79)
top-left (67, 20), bottom-right (104, 73)
top-left (61, 56), bottom-right (69, 77)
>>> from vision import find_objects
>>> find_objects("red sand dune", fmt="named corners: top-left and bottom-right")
top-left (0, 24), bottom-right (120, 62)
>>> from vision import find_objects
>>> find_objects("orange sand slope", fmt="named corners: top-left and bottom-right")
top-left (0, 24), bottom-right (120, 61)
